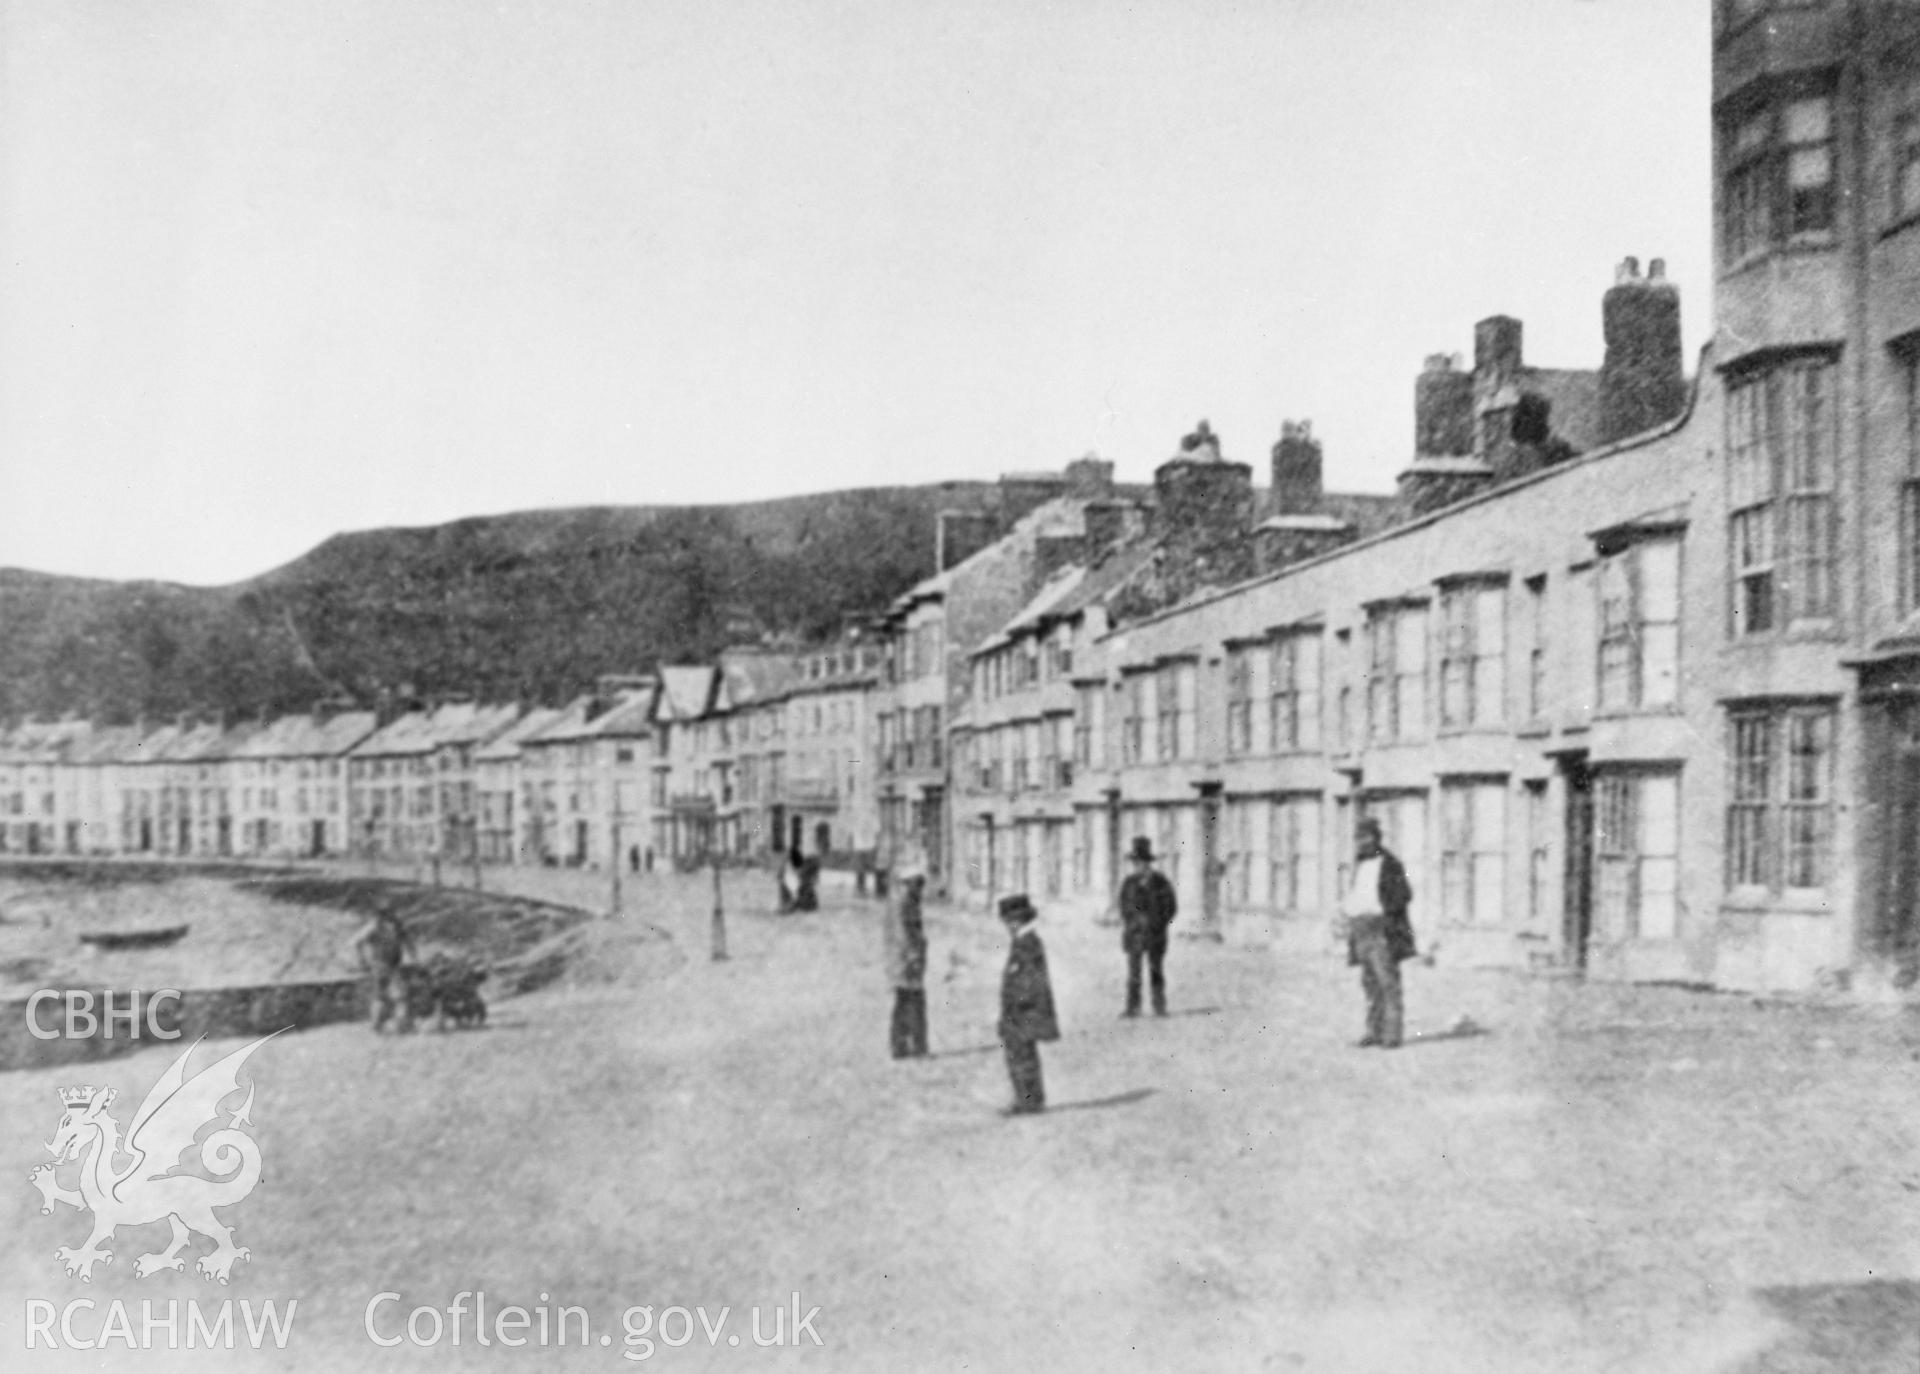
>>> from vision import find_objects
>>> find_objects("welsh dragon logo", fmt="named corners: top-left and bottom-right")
top-left (28, 1032), bottom-right (279, 1284)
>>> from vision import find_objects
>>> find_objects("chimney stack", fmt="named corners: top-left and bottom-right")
top-left (1063, 453), bottom-right (1114, 497)
top-left (1154, 422), bottom-right (1254, 549)
top-left (1474, 316), bottom-right (1524, 391)
top-left (1270, 419), bottom-right (1324, 516)
top-left (934, 509), bottom-right (999, 572)
top-left (1598, 255), bottom-right (1686, 445)
top-left (1414, 353), bottom-right (1474, 458)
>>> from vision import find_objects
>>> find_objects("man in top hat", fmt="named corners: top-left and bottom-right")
top-left (997, 893), bottom-right (1059, 1114)
top-left (1118, 836), bottom-right (1178, 1017)
top-left (1341, 816), bottom-right (1416, 1048)
top-left (884, 846), bottom-right (931, 1058)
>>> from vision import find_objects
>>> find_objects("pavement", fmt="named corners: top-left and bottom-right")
top-left (3, 862), bottom-right (1918, 1372)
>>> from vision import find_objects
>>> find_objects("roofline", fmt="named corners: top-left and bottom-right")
top-left (1103, 341), bottom-right (1711, 641)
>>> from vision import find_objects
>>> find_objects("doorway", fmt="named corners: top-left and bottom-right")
top-left (1558, 754), bottom-right (1595, 970)
top-left (1876, 698), bottom-right (1920, 978)
top-left (1196, 784), bottom-right (1223, 938)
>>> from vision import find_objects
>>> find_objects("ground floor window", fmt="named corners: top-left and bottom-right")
top-left (1596, 769), bottom-right (1680, 941)
top-left (1010, 822), bottom-right (1033, 896)
top-left (1440, 779), bottom-right (1507, 928)
top-left (1270, 795), bottom-right (1321, 916)
top-left (1727, 702), bottom-right (1835, 897)
top-left (1072, 810), bottom-right (1098, 894)
top-left (1223, 798), bottom-right (1267, 910)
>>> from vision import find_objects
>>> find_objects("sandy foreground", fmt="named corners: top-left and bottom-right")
top-left (1, 864), bottom-right (1917, 1373)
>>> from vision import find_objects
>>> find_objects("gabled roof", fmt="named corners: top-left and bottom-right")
top-left (521, 695), bottom-right (595, 747)
top-left (714, 651), bottom-right (796, 713)
top-left (476, 706), bottom-right (565, 761)
top-left (971, 565), bottom-right (1089, 659)
top-left (160, 720), bottom-right (237, 763)
top-left (202, 720), bottom-right (266, 761)
top-left (122, 724), bottom-right (185, 767)
top-left (580, 687), bottom-right (657, 738)
top-left (655, 667), bottom-right (718, 722)
top-left (431, 701), bottom-right (524, 749)
top-left (235, 709), bottom-right (381, 760)
top-left (311, 710), bottom-right (380, 756)
top-left (534, 686), bottom-right (658, 743)
top-left (0, 718), bottom-right (89, 764)
top-left (350, 709), bottom-right (439, 758)
top-left (65, 724), bottom-right (148, 766)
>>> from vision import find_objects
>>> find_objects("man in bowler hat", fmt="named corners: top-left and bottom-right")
top-left (997, 894), bottom-right (1059, 1114)
top-left (1118, 836), bottom-right (1178, 1016)
top-left (884, 847), bottom-right (930, 1058)
top-left (1341, 816), bottom-right (1416, 1048)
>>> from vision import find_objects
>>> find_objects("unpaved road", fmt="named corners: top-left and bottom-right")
top-left (2, 864), bottom-right (1917, 1372)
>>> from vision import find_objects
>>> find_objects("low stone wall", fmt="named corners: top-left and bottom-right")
top-left (0, 977), bottom-right (368, 1073)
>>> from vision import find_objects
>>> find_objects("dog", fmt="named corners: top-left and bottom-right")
top-left (400, 954), bottom-right (490, 1031)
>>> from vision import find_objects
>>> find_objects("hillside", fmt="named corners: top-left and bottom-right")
top-left (0, 482), bottom-right (1018, 724)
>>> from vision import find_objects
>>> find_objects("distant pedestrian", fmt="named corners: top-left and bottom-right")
top-left (1118, 836), bottom-right (1177, 1017)
top-left (1340, 817), bottom-right (1416, 1048)
top-left (795, 851), bottom-right (822, 912)
top-left (777, 848), bottom-right (799, 913)
top-left (350, 902), bottom-right (419, 1034)
top-left (884, 847), bottom-right (930, 1058)
top-left (997, 894), bottom-right (1059, 1114)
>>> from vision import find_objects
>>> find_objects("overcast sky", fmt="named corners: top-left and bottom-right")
top-left (0, 0), bottom-right (1711, 587)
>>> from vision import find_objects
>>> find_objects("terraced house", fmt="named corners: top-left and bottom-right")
top-left (777, 638), bottom-right (881, 863)
top-left (1035, 2), bottom-right (1920, 993)
top-left (875, 459), bottom-right (1128, 891)
top-left (232, 706), bottom-right (375, 858)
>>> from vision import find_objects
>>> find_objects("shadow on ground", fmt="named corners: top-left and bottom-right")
top-left (1733, 1277), bottom-right (1920, 1373)
top-left (1049, 1087), bottom-right (1157, 1113)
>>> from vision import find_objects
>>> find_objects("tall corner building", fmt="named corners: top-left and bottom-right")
top-left (1712, 0), bottom-right (1920, 983)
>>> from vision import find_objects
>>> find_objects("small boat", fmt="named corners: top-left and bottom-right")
top-left (77, 925), bottom-right (190, 951)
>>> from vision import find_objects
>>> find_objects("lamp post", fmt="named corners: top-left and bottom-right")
top-left (710, 827), bottom-right (728, 961)
top-left (609, 788), bottom-right (623, 919)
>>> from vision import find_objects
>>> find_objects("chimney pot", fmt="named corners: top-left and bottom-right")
top-left (1648, 257), bottom-right (1667, 281)
top-left (1616, 256), bottom-right (1641, 284)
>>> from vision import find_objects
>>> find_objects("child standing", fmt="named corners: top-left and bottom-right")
top-left (997, 894), bottom-right (1059, 1114)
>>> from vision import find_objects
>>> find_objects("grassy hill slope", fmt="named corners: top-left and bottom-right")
top-left (0, 482), bottom-right (1011, 723)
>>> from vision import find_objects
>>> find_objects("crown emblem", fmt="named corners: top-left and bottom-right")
top-left (57, 1085), bottom-right (97, 1109)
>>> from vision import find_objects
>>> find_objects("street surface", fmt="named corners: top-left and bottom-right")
top-left (3, 864), bottom-right (1917, 1372)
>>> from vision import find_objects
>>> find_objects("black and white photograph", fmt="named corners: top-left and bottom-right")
top-left (3, 1), bottom-right (1919, 1369)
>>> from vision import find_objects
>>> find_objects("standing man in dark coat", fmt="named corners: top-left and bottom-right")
top-left (884, 848), bottom-right (930, 1058)
top-left (1118, 836), bottom-right (1177, 1017)
top-left (1340, 816), bottom-right (1416, 1048)
top-left (997, 894), bottom-right (1059, 1114)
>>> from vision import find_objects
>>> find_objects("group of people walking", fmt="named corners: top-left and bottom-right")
top-left (883, 817), bottom-right (1418, 1115)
